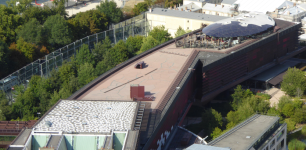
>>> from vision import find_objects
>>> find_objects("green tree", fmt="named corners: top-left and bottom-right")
top-left (139, 35), bottom-right (159, 53)
top-left (43, 14), bottom-right (72, 48)
top-left (16, 37), bottom-right (38, 62)
top-left (281, 67), bottom-right (306, 97)
top-left (58, 62), bottom-right (75, 84)
top-left (6, 0), bottom-right (32, 14)
top-left (175, 26), bottom-right (191, 37)
top-left (211, 127), bottom-right (222, 139)
top-left (292, 107), bottom-right (306, 123)
top-left (226, 111), bottom-right (239, 124)
top-left (236, 104), bottom-right (255, 122)
top-left (96, 0), bottom-right (123, 24)
top-left (245, 96), bottom-right (270, 113)
top-left (17, 18), bottom-right (42, 45)
top-left (92, 36), bottom-right (112, 62)
top-left (68, 10), bottom-right (108, 40)
top-left (75, 44), bottom-right (95, 66)
top-left (95, 51), bottom-right (115, 76)
top-left (126, 35), bottom-right (143, 56)
top-left (282, 103), bottom-right (295, 117)
top-left (0, 5), bottom-right (24, 44)
top-left (231, 85), bottom-right (253, 110)
top-left (109, 40), bottom-right (129, 65)
top-left (0, 40), bottom-right (9, 77)
top-left (78, 63), bottom-right (97, 87)
top-left (202, 108), bottom-right (223, 136)
top-left (132, 2), bottom-right (148, 16)
top-left (293, 98), bottom-right (303, 109)
top-left (278, 96), bottom-right (292, 112)
top-left (288, 139), bottom-right (306, 150)
top-left (148, 25), bottom-right (172, 43)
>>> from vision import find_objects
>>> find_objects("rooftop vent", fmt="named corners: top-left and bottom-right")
top-left (73, 106), bottom-right (79, 109)
top-left (94, 115), bottom-right (98, 118)
top-left (106, 107), bottom-right (112, 110)
top-left (246, 136), bottom-right (251, 139)
top-left (82, 122), bottom-right (87, 125)
top-left (45, 121), bottom-right (52, 127)
top-left (66, 115), bottom-right (72, 117)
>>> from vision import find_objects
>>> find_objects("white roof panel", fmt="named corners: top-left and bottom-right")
top-left (234, 0), bottom-right (292, 13)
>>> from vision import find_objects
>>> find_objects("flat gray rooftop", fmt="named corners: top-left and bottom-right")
top-left (11, 129), bottom-right (32, 146)
top-left (148, 8), bottom-right (228, 22)
top-left (209, 115), bottom-right (279, 150)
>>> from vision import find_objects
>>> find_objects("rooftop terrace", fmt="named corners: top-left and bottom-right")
top-left (78, 44), bottom-right (194, 109)
top-left (34, 100), bottom-right (138, 133)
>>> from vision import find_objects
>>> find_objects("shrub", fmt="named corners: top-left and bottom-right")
top-left (288, 139), bottom-right (306, 150)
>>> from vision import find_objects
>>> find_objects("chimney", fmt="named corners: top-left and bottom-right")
top-left (179, 3), bottom-right (181, 7)
top-left (174, 5), bottom-right (176, 9)
top-left (222, 5), bottom-right (224, 8)
top-left (149, 8), bottom-right (152, 12)
top-left (185, 7), bottom-right (187, 10)
top-left (275, 8), bottom-right (278, 13)
top-left (287, 11), bottom-right (290, 15)
top-left (169, 7), bottom-right (172, 10)
top-left (215, 4), bottom-right (217, 7)
top-left (294, 2), bottom-right (296, 6)
top-left (190, 4), bottom-right (192, 9)
top-left (181, 8), bottom-right (183, 11)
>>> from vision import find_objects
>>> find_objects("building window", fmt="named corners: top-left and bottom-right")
top-left (281, 139), bottom-right (284, 148)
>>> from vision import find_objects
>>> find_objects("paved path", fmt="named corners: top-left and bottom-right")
top-left (266, 88), bottom-right (285, 107)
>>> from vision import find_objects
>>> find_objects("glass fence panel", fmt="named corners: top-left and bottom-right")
top-left (82, 37), bottom-right (89, 45)
top-left (89, 34), bottom-right (97, 49)
top-left (115, 27), bottom-right (124, 42)
top-left (97, 32), bottom-right (106, 42)
top-left (106, 30), bottom-right (115, 43)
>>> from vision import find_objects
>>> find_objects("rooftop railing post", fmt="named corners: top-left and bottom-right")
top-left (123, 26), bottom-right (125, 41)
top-left (114, 27), bottom-right (116, 44)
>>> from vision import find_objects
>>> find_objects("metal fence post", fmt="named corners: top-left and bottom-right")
top-left (74, 42), bottom-right (76, 55)
top-left (132, 24), bottom-right (134, 36)
top-left (123, 26), bottom-right (125, 41)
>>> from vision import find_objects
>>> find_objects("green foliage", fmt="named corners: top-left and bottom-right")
top-left (278, 95), bottom-right (292, 112)
top-left (75, 44), bottom-right (95, 66)
top-left (132, 2), bottom-right (148, 16)
top-left (16, 37), bottom-right (38, 62)
top-left (139, 35), bottom-right (159, 53)
top-left (96, 0), bottom-right (123, 24)
top-left (17, 18), bottom-right (42, 45)
top-left (281, 67), bottom-right (306, 97)
top-left (0, 5), bottom-right (24, 44)
top-left (58, 62), bottom-right (75, 84)
top-left (245, 96), bottom-right (270, 113)
top-left (109, 40), bottom-right (129, 65)
top-left (175, 26), bottom-right (191, 38)
top-left (202, 108), bottom-right (223, 136)
top-left (211, 127), bottom-right (222, 139)
top-left (68, 10), bottom-right (108, 40)
top-left (92, 36), bottom-right (112, 62)
top-left (6, 0), bottom-right (32, 14)
top-left (126, 35), bottom-right (144, 56)
top-left (293, 98), bottom-right (303, 109)
top-left (43, 14), bottom-right (72, 48)
top-left (148, 25), bottom-right (172, 43)
top-left (255, 93), bottom-right (271, 100)
top-left (285, 119), bottom-right (297, 132)
top-left (288, 139), bottom-right (306, 150)
top-left (0, 40), bottom-right (9, 77)
top-left (144, 0), bottom-right (154, 7)
top-left (282, 103), bottom-right (295, 117)
top-left (301, 126), bottom-right (306, 135)
top-left (95, 51), bottom-right (115, 76)
top-left (21, 6), bottom-right (58, 24)
top-left (231, 85), bottom-right (254, 110)
top-left (291, 107), bottom-right (306, 123)
top-left (78, 63), bottom-right (97, 87)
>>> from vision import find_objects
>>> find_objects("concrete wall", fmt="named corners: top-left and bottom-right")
top-left (147, 13), bottom-right (214, 37)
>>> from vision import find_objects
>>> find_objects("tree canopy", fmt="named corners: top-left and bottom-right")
top-left (96, 0), bottom-right (123, 24)
top-left (281, 67), bottom-right (306, 97)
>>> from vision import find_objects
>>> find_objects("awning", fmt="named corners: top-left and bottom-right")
top-left (299, 34), bottom-right (306, 41)
top-left (268, 72), bottom-right (286, 85)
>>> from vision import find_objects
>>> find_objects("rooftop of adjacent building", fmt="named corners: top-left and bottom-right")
top-left (208, 114), bottom-right (280, 150)
top-left (147, 8), bottom-right (229, 22)
top-left (202, 3), bottom-right (234, 13)
top-left (33, 100), bottom-right (138, 133)
top-left (234, 0), bottom-right (294, 13)
top-left (221, 0), bottom-right (237, 5)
